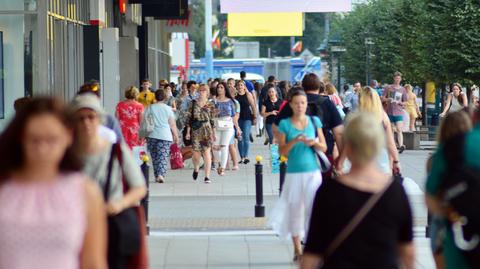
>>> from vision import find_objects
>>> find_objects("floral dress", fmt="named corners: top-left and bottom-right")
top-left (185, 100), bottom-right (216, 152)
top-left (116, 100), bottom-right (144, 148)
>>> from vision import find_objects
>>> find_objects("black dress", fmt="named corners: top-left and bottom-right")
top-left (304, 178), bottom-right (413, 269)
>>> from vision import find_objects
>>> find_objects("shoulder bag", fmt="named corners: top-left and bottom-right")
top-left (105, 143), bottom-right (148, 269)
top-left (317, 179), bottom-right (392, 268)
top-left (139, 106), bottom-right (154, 138)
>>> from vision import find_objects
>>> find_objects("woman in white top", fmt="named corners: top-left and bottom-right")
top-left (440, 83), bottom-right (468, 117)
top-left (145, 89), bottom-right (179, 183)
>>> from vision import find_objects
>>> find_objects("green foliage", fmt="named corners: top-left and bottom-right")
top-left (333, 0), bottom-right (480, 86)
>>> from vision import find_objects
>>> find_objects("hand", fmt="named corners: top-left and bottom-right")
top-left (393, 162), bottom-right (401, 174)
top-left (439, 112), bottom-right (445, 118)
top-left (271, 111), bottom-right (278, 116)
top-left (173, 135), bottom-right (179, 144)
top-left (211, 134), bottom-right (217, 142)
top-left (237, 129), bottom-right (243, 137)
top-left (107, 200), bottom-right (125, 216)
top-left (252, 118), bottom-right (257, 125)
top-left (185, 133), bottom-right (191, 140)
top-left (302, 139), bottom-right (317, 147)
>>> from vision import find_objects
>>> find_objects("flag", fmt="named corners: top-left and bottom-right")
top-left (291, 41), bottom-right (302, 53)
top-left (212, 30), bottom-right (221, 50)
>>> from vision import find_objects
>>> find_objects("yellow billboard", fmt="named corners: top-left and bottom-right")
top-left (228, 12), bottom-right (303, 37)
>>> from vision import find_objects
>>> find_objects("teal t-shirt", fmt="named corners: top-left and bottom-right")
top-left (278, 116), bottom-right (322, 173)
top-left (426, 124), bottom-right (480, 269)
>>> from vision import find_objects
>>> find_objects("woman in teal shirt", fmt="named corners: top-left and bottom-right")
top-left (269, 90), bottom-right (327, 262)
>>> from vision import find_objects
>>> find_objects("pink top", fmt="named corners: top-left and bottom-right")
top-left (0, 174), bottom-right (87, 269)
top-left (116, 100), bottom-right (145, 148)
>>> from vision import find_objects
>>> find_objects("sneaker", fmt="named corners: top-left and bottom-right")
top-left (249, 134), bottom-right (254, 143)
top-left (192, 170), bottom-right (199, 180)
top-left (243, 158), bottom-right (250, 164)
top-left (204, 177), bottom-right (211, 184)
top-left (398, 145), bottom-right (406, 154)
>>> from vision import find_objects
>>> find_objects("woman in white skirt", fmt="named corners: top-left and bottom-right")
top-left (269, 90), bottom-right (327, 262)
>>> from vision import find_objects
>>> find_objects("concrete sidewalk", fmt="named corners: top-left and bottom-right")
top-left (145, 138), bottom-right (435, 268)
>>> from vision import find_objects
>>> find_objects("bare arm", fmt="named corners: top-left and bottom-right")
top-left (310, 127), bottom-right (327, 153)
top-left (462, 93), bottom-right (468, 107)
top-left (172, 99), bottom-right (177, 112)
top-left (300, 253), bottom-right (322, 269)
top-left (80, 180), bottom-right (108, 269)
top-left (246, 92), bottom-right (258, 117)
top-left (398, 242), bottom-right (415, 269)
top-left (278, 132), bottom-right (301, 157)
top-left (332, 125), bottom-right (344, 154)
top-left (440, 94), bottom-right (452, 116)
top-left (261, 105), bottom-right (268, 118)
top-left (168, 117), bottom-right (179, 144)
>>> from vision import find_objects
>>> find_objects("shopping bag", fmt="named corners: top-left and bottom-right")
top-left (270, 144), bottom-right (280, 174)
top-left (170, 143), bottom-right (184, 170)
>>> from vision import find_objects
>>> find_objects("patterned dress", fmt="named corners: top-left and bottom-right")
top-left (186, 100), bottom-right (216, 152)
top-left (116, 100), bottom-right (144, 148)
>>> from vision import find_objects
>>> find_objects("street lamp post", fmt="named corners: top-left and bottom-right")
top-left (364, 38), bottom-right (374, 86)
top-left (331, 45), bottom-right (346, 92)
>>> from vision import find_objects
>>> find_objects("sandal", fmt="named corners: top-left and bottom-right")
top-left (232, 166), bottom-right (239, 171)
top-left (155, 176), bottom-right (165, 183)
top-left (217, 167), bottom-right (225, 176)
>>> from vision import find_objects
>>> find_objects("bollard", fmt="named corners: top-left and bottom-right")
top-left (279, 158), bottom-right (287, 196)
top-left (255, 155), bottom-right (265, 218)
top-left (140, 154), bottom-right (150, 235)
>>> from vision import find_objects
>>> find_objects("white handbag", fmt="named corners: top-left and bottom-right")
top-left (215, 118), bottom-right (232, 131)
top-left (139, 106), bottom-right (154, 138)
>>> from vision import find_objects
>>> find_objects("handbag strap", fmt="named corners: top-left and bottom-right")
top-left (103, 143), bottom-right (128, 201)
top-left (323, 179), bottom-right (393, 260)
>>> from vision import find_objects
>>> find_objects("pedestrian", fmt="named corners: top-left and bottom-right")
top-left (275, 74), bottom-right (344, 181)
top-left (404, 84), bottom-right (422, 132)
top-left (0, 97), bottom-right (107, 269)
top-left (227, 84), bottom-right (241, 170)
top-left (346, 86), bottom-right (401, 174)
top-left (382, 72), bottom-right (408, 153)
top-left (235, 80), bottom-right (258, 164)
top-left (164, 84), bottom-right (177, 112)
top-left (70, 94), bottom-right (147, 269)
top-left (269, 89), bottom-right (327, 262)
top-left (253, 81), bottom-right (265, 138)
top-left (213, 82), bottom-right (238, 176)
top-left (439, 83), bottom-right (468, 117)
top-left (115, 86), bottom-right (144, 149)
top-left (301, 112), bottom-right (415, 269)
top-left (261, 85), bottom-right (282, 145)
top-left (184, 84), bottom-right (217, 183)
top-left (426, 109), bottom-right (476, 269)
top-left (278, 80), bottom-right (290, 101)
top-left (326, 83), bottom-right (343, 108)
top-left (144, 89), bottom-right (179, 183)
top-left (176, 82), bottom-right (190, 144)
top-left (78, 81), bottom-right (124, 143)
top-left (240, 71), bottom-right (254, 93)
top-left (138, 79), bottom-right (156, 107)
top-left (426, 110), bottom-right (472, 269)
top-left (344, 82), bottom-right (361, 113)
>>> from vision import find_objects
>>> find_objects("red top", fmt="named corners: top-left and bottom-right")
top-left (116, 100), bottom-right (144, 148)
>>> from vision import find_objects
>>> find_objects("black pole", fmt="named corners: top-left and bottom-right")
top-left (279, 161), bottom-right (287, 196)
top-left (422, 82), bottom-right (427, 126)
top-left (141, 160), bottom-right (150, 234)
top-left (138, 17), bottom-right (149, 81)
top-left (255, 159), bottom-right (265, 217)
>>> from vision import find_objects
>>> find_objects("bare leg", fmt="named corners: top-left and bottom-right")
top-left (396, 121), bottom-right (404, 146)
top-left (410, 117), bottom-right (415, 132)
top-left (192, 151), bottom-right (201, 172)
top-left (203, 148), bottom-right (212, 179)
top-left (229, 141), bottom-right (239, 169)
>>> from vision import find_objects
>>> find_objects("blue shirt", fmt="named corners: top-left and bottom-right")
top-left (243, 80), bottom-right (254, 92)
top-left (147, 103), bottom-right (175, 141)
top-left (278, 116), bottom-right (323, 173)
top-left (215, 99), bottom-right (236, 118)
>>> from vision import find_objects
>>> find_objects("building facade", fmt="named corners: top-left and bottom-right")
top-left (0, 0), bottom-right (172, 128)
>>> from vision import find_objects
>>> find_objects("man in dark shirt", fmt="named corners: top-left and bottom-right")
top-left (274, 73), bottom-right (344, 177)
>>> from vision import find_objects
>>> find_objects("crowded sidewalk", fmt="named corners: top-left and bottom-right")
top-left (146, 138), bottom-right (435, 268)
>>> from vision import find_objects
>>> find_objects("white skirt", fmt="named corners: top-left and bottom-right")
top-left (268, 170), bottom-right (322, 239)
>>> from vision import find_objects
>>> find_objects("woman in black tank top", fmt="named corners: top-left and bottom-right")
top-left (235, 80), bottom-right (257, 164)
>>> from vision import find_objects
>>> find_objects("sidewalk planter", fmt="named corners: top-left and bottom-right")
top-left (404, 132), bottom-right (420, 150)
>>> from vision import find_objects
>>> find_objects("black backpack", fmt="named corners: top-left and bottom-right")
top-left (440, 133), bottom-right (480, 267)
top-left (306, 95), bottom-right (328, 125)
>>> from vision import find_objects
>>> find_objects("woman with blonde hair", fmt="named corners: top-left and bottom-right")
top-left (302, 112), bottom-right (414, 269)
top-left (404, 84), bottom-right (421, 131)
top-left (326, 83), bottom-right (343, 109)
top-left (116, 86), bottom-right (144, 148)
top-left (338, 86), bottom-right (400, 174)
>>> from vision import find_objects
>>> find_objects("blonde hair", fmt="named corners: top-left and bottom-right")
top-left (358, 86), bottom-right (384, 122)
top-left (326, 83), bottom-right (338, 95)
top-left (405, 84), bottom-right (413, 93)
top-left (125, 86), bottom-right (139, 100)
top-left (344, 112), bottom-right (385, 165)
